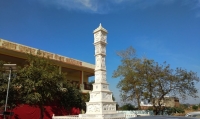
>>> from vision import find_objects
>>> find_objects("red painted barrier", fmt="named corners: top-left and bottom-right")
top-left (0, 104), bottom-right (80, 119)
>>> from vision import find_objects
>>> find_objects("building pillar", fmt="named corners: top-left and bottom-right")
top-left (59, 66), bottom-right (61, 74)
top-left (82, 71), bottom-right (84, 84)
top-left (80, 71), bottom-right (84, 90)
top-left (59, 66), bottom-right (63, 87)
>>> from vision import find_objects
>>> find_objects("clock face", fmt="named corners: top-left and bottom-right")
top-left (101, 34), bottom-right (107, 42)
top-left (94, 32), bottom-right (100, 42)
top-left (94, 31), bottom-right (107, 43)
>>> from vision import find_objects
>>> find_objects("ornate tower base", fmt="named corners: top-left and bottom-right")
top-left (79, 24), bottom-right (125, 119)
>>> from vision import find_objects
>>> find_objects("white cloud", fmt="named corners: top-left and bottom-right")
top-left (67, 0), bottom-right (98, 12)
top-left (39, 0), bottom-right (96, 12)
top-left (38, 0), bottom-right (176, 13)
top-left (38, 0), bottom-right (200, 14)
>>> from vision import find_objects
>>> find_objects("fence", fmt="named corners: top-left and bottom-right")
top-left (52, 114), bottom-right (126, 119)
top-left (52, 110), bottom-right (152, 119)
top-left (117, 110), bottom-right (152, 116)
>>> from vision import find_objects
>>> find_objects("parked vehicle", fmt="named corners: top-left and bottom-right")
top-left (185, 111), bottom-right (200, 118)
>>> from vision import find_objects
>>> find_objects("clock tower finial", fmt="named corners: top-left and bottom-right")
top-left (93, 23), bottom-right (108, 34)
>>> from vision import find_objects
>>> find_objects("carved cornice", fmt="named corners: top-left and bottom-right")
top-left (93, 23), bottom-right (108, 34)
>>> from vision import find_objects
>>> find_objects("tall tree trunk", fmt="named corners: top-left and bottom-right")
top-left (154, 108), bottom-right (159, 115)
top-left (39, 104), bottom-right (44, 119)
top-left (153, 106), bottom-right (159, 115)
top-left (137, 97), bottom-right (141, 110)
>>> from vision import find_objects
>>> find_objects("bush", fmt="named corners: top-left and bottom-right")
top-left (192, 105), bottom-right (198, 111)
top-left (120, 103), bottom-right (135, 110)
top-left (165, 107), bottom-right (185, 115)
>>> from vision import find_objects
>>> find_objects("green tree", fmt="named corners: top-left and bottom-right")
top-left (120, 103), bottom-right (135, 110)
top-left (165, 107), bottom-right (185, 115)
top-left (113, 46), bottom-right (143, 109)
top-left (0, 60), bottom-right (8, 108)
top-left (180, 104), bottom-right (189, 110)
top-left (175, 107), bottom-right (185, 113)
top-left (192, 105), bottom-right (198, 111)
top-left (113, 46), bottom-right (200, 115)
top-left (15, 55), bottom-right (66, 119)
top-left (81, 93), bottom-right (90, 113)
top-left (57, 82), bottom-right (83, 114)
top-left (0, 60), bottom-right (20, 111)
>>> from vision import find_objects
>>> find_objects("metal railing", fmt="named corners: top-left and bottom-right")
top-left (83, 83), bottom-right (92, 90)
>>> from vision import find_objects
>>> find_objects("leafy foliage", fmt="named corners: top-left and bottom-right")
top-left (0, 60), bottom-right (20, 110)
top-left (113, 46), bottom-right (143, 109)
top-left (13, 55), bottom-right (67, 118)
top-left (0, 60), bottom-right (8, 107)
top-left (120, 103), bottom-right (136, 110)
top-left (16, 55), bottom-right (65, 105)
top-left (165, 107), bottom-right (185, 115)
top-left (81, 93), bottom-right (90, 112)
top-left (113, 46), bottom-right (200, 115)
top-left (0, 54), bottom-right (87, 118)
top-left (57, 82), bottom-right (83, 112)
top-left (180, 103), bottom-right (190, 109)
top-left (192, 105), bottom-right (198, 111)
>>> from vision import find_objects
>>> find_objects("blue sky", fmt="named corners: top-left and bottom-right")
top-left (0, 0), bottom-right (200, 105)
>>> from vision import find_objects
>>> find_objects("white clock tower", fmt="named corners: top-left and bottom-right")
top-left (79, 24), bottom-right (125, 119)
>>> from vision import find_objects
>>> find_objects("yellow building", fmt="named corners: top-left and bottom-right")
top-left (0, 38), bottom-right (94, 93)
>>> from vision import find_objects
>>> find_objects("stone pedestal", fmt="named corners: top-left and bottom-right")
top-left (79, 24), bottom-right (125, 119)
